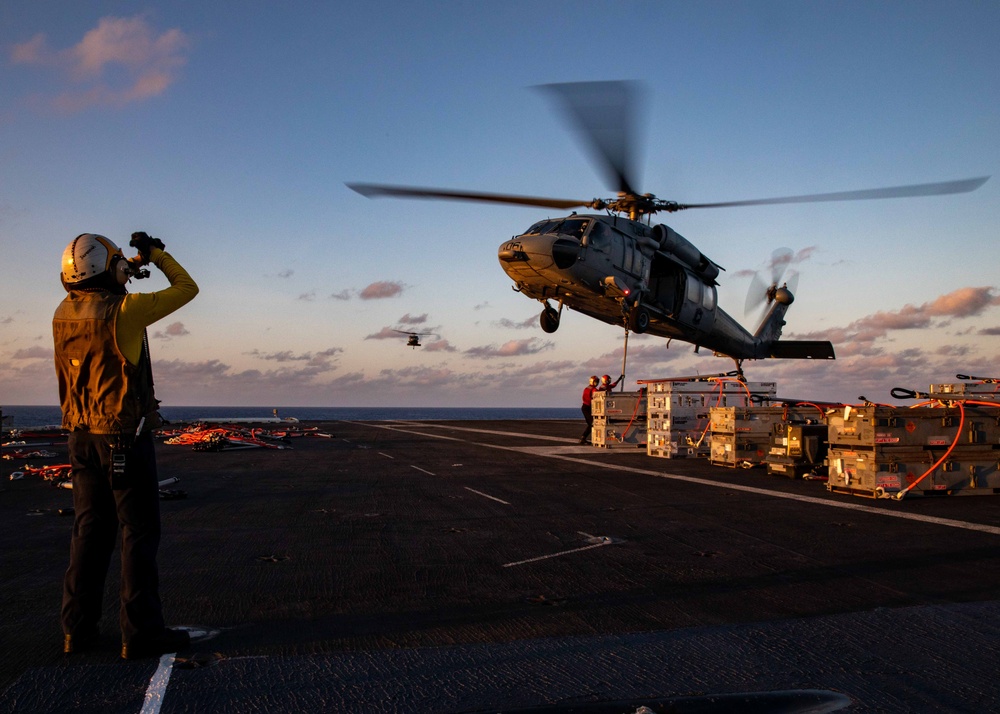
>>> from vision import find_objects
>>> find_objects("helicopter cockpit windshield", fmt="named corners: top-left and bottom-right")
top-left (523, 218), bottom-right (591, 241)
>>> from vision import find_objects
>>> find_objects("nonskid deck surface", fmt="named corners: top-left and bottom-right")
top-left (3, 419), bottom-right (1000, 713)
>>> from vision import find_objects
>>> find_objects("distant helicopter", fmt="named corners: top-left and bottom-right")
top-left (349, 81), bottom-right (988, 373)
top-left (393, 330), bottom-right (435, 348)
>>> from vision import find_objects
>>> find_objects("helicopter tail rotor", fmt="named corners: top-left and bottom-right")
top-left (745, 248), bottom-right (796, 326)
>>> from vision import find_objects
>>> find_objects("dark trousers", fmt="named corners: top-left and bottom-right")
top-left (62, 430), bottom-right (165, 644)
top-left (581, 404), bottom-right (593, 441)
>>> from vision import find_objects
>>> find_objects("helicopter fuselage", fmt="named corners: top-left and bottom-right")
top-left (498, 213), bottom-right (826, 361)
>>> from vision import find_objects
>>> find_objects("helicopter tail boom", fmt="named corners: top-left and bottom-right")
top-left (767, 340), bottom-right (836, 359)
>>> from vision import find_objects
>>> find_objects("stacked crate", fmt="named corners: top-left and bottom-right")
top-left (641, 379), bottom-right (777, 459)
top-left (710, 405), bottom-right (824, 470)
top-left (766, 421), bottom-right (829, 479)
top-left (929, 382), bottom-right (1000, 400)
top-left (591, 390), bottom-right (647, 448)
top-left (826, 400), bottom-right (1000, 497)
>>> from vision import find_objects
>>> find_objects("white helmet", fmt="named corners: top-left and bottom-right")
top-left (61, 233), bottom-right (125, 286)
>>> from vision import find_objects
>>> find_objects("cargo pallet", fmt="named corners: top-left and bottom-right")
top-left (826, 401), bottom-right (1000, 497)
top-left (592, 391), bottom-right (646, 449)
top-left (709, 405), bottom-right (823, 469)
top-left (640, 378), bottom-right (776, 460)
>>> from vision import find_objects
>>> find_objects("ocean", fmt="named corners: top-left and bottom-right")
top-left (0, 404), bottom-right (580, 429)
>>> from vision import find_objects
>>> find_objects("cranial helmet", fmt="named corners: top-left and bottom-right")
top-left (61, 233), bottom-right (126, 288)
top-left (589, 375), bottom-right (599, 384)
top-left (601, 374), bottom-right (611, 382)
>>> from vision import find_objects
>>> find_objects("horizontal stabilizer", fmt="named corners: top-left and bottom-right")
top-left (768, 341), bottom-right (836, 360)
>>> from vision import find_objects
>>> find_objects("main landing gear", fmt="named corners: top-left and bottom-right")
top-left (540, 300), bottom-right (562, 333)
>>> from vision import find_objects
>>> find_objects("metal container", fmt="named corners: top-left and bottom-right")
top-left (826, 405), bottom-right (997, 449)
top-left (929, 383), bottom-right (1000, 399)
top-left (709, 432), bottom-right (769, 467)
top-left (593, 420), bottom-right (646, 448)
top-left (642, 380), bottom-right (776, 459)
top-left (827, 445), bottom-right (1000, 497)
top-left (592, 391), bottom-right (647, 419)
top-left (766, 423), bottom-right (829, 479)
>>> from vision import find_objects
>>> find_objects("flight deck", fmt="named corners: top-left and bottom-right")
top-left (3, 419), bottom-right (1000, 712)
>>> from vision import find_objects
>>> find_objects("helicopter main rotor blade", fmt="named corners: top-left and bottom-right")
top-left (535, 81), bottom-right (644, 197)
top-left (347, 183), bottom-right (591, 210)
top-left (673, 176), bottom-right (990, 210)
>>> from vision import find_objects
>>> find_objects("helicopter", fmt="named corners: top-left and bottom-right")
top-left (348, 81), bottom-right (988, 373)
top-left (393, 329), bottom-right (436, 348)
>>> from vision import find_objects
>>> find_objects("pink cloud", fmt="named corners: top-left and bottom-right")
top-left (359, 281), bottom-right (404, 300)
top-left (10, 16), bottom-right (190, 112)
top-left (464, 338), bottom-right (553, 359)
top-left (423, 339), bottom-right (457, 353)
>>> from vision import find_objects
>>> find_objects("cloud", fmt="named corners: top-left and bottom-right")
top-left (359, 281), bottom-right (404, 300)
top-left (12, 346), bottom-right (51, 359)
top-left (423, 339), bottom-right (457, 353)
top-left (365, 327), bottom-right (401, 340)
top-left (399, 313), bottom-right (428, 324)
top-left (245, 348), bottom-right (342, 367)
top-left (330, 289), bottom-right (352, 301)
top-left (10, 15), bottom-right (191, 113)
top-left (794, 286), bottom-right (1000, 348)
top-left (152, 321), bottom-right (189, 339)
top-left (464, 337), bottom-right (554, 359)
top-left (978, 327), bottom-right (1000, 336)
top-left (494, 316), bottom-right (538, 330)
top-left (298, 290), bottom-right (316, 301)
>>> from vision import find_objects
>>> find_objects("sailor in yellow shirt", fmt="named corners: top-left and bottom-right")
top-left (54, 232), bottom-right (198, 659)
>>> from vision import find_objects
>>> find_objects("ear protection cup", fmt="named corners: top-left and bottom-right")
top-left (112, 255), bottom-right (131, 285)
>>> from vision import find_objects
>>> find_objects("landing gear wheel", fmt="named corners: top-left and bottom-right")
top-left (540, 305), bottom-right (560, 333)
top-left (629, 305), bottom-right (650, 334)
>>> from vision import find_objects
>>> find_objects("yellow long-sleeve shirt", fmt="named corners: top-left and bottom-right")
top-left (115, 248), bottom-right (199, 365)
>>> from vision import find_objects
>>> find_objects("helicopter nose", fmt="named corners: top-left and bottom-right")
top-left (498, 234), bottom-right (556, 270)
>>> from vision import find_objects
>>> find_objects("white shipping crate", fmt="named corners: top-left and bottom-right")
top-left (646, 429), bottom-right (710, 459)
top-left (592, 391), bottom-right (647, 419)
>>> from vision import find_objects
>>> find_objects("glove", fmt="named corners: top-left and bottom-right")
top-left (129, 232), bottom-right (165, 264)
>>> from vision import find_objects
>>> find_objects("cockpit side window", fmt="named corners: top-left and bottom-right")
top-left (559, 218), bottom-right (590, 240)
top-left (587, 221), bottom-right (610, 250)
top-left (523, 220), bottom-right (561, 235)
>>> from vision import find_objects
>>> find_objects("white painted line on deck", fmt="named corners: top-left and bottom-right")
top-left (365, 422), bottom-right (1000, 537)
top-left (410, 465), bottom-right (436, 476)
top-left (464, 487), bottom-right (511, 505)
top-left (503, 536), bottom-right (614, 568)
top-left (378, 452), bottom-right (394, 459)
top-left (139, 654), bottom-right (175, 714)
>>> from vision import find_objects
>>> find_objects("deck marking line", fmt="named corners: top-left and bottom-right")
top-left (378, 452), bottom-right (394, 459)
top-left (139, 654), bottom-right (175, 714)
top-left (464, 487), bottom-right (511, 505)
top-left (410, 465), bottom-right (436, 476)
top-left (364, 422), bottom-right (1000, 537)
top-left (504, 537), bottom-right (614, 568)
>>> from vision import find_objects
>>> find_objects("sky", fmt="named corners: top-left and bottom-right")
top-left (1, 1), bottom-right (998, 409)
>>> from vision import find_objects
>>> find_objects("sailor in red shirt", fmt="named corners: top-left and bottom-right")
top-left (598, 374), bottom-right (624, 392)
top-left (580, 375), bottom-right (599, 444)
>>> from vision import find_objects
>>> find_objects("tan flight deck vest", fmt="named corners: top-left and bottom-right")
top-left (53, 291), bottom-right (160, 435)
